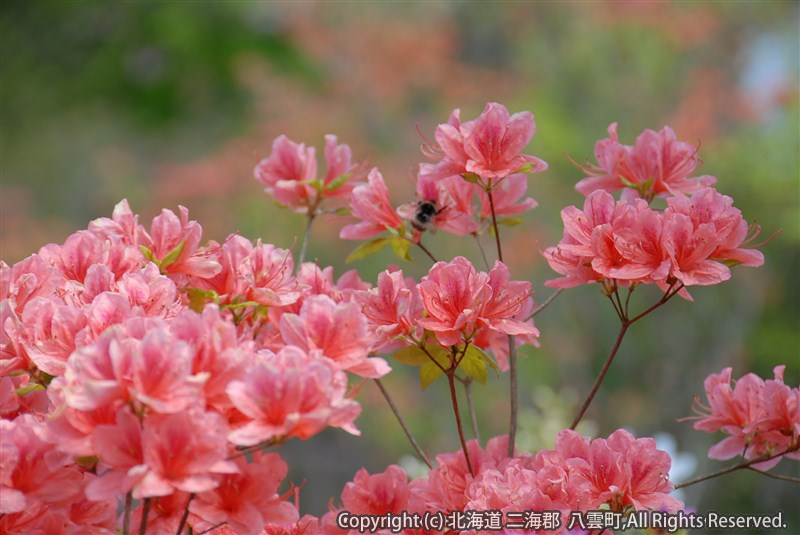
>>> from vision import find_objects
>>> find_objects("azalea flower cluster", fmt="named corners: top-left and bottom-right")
top-left (688, 366), bottom-right (800, 470)
top-left (0, 201), bottom-right (387, 533)
top-left (340, 102), bottom-right (547, 243)
top-left (310, 431), bottom-right (680, 535)
top-left (544, 180), bottom-right (764, 293)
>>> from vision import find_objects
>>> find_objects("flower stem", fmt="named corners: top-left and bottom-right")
top-left (415, 239), bottom-right (438, 263)
top-left (176, 494), bottom-right (195, 535)
top-left (298, 212), bottom-right (315, 267)
top-left (472, 233), bottom-right (490, 270)
top-left (463, 378), bottom-right (481, 442)
top-left (374, 378), bottom-right (433, 469)
top-left (569, 284), bottom-right (683, 430)
top-left (507, 335), bottom-right (518, 457)
top-left (486, 189), bottom-right (503, 263)
top-left (139, 498), bottom-right (151, 535)
top-left (447, 371), bottom-right (474, 476)
top-left (570, 320), bottom-right (629, 430)
top-left (674, 444), bottom-right (800, 489)
top-left (525, 288), bottom-right (564, 321)
top-left (122, 491), bottom-right (133, 535)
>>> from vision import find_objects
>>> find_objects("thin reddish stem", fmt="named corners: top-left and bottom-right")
top-left (375, 379), bottom-right (434, 469)
top-left (447, 371), bottom-right (474, 476)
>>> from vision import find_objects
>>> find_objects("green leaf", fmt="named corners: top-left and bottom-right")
top-left (515, 162), bottom-right (536, 174)
top-left (346, 238), bottom-right (389, 263)
top-left (15, 383), bottom-right (44, 396)
top-left (160, 239), bottom-right (186, 270)
top-left (138, 245), bottom-right (155, 263)
top-left (186, 288), bottom-right (219, 312)
top-left (324, 172), bottom-right (350, 192)
top-left (420, 360), bottom-right (445, 389)
top-left (333, 207), bottom-right (351, 216)
top-left (392, 345), bottom-right (429, 366)
top-left (499, 217), bottom-right (523, 227)
top-left (461, 172), bottom-right (480, 184)
top-left (388, 237), bottom-right (413, 262)
top-left (458, 345), bottom-right (492, 384)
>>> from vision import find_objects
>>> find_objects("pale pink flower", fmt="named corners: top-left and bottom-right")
top-left (553, 429), bottom-right (682, 513)
top-left (1, 254), bottom-right (62, 315)
top-left (170, 305), bottom-right (249, 413)
top-left (227, 346), bottom-right (362, 445)
top-left (200, 236), bottom-right (302, 309)
top-left (136, 410), bottom-right (237, 498)
top-left (575, 123), bottom-right (716, 199)
top-left (472, 295), bottom-right (540, 371)
top-left (191, 452), bottom-right (299, 535)
top-left (689, 366), bottom-right (799, 469)
top-left (254, 134), bottom-right (362, 214)
top-left (17, 296), bottom-right (86, 376)
top-left (340, 168), bottom-right (404, 240)
top-left (355, 269), bottom-right (423, 351)
top-left (279, 295), bottom-right (389, 378)
top-left (139, 205), bottom-right (221, 280)
top-left (423, 103), bottom-right (548, 183)
top-left (88, 198), bottom-right (144, 245)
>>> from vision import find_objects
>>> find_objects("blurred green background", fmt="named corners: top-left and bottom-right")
top-left (2, 1), bottom-right (798, 528)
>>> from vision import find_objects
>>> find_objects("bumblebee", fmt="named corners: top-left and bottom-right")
top-left (411, 200), bottom-right (444, 232)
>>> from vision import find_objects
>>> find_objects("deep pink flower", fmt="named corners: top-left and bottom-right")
top-left (254, 134), bottom-right (362, 214)
top-left (340, 168), bottom-right (404, 240)
top-left (191, 452), bottom-right (299, 535)
top-left (340, 465), bottom-right (410, 515)
top-left (424, 103), bottom-right (548, 183)
top-left (227, 346), bottom-right (362, 445)
top-left (417, 257), bottom-right (535, 346)
top-left (575, 123), bottom-right (716, 199)
top-left (0, 416), bottom-right (84, 514)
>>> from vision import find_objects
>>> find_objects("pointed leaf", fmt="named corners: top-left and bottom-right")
top-left (458, 346), bottom-right (490, 384)
top-left (346, 238), bottom-right (390, 263)
top-left (392, 345), bottom-right (429, 366)
top-left (138, 245), bottom-right (155, 263)
top-left (160, 239), bottom-right (186, 270)
top-left (499, 217), bottom-right (523, 227)
top-left (420, 360), bottom-right (445, 390)
top-left (325, 172), bottom-right (351, 192)
top-left (388, 237), bottom-right (413, 262)
top-left (15, 383), bottom-right (45, 396)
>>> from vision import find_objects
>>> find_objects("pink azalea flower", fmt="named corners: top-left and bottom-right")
top-left (279, 295), bottom-right (389, 378)
top-left (688, 366), bottom-right (799, 469)
top-left (1, 254), bottom-right (62, 315)
top-left (666, 188), bottom-right (765, 268)
top-left (423, 102), bottom-right (548, 183)
top-left (136, 410), bottom-right (238, 498)
top-left (575, 123), bottom-right (716, 199)
top-left (417, 257), bottom-right (536, 347)
top-left (340, 168), bottom-right (404, 240)
top-left (553, 429), bottom-right (682, 513)
top-left (0, 416), bottom-right (84, 514)
top-left (17, 296), bottom-right (86, 376)
top-left (85, 406), bottom-right (146, 501)
top-left (139, 205), bottom-right (222, 280)
top-left (88, 198), bottom-right (144, 246)
top-left (340, 465), bottom-right (410, 515)
top-left (254, 134), bottom-right (362, 214)
top-left (191, 452), bottom-right (299, 535)
top-left (227, 346), bottom-right (362, 445)
top-left (477, 173), bottom-right (538, 218)
top-left (355, 269), bottom-right (423, 351)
